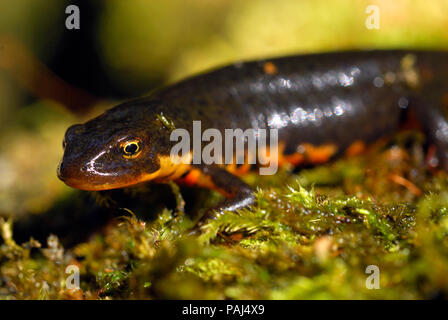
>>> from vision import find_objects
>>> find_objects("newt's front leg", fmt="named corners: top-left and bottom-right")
top-left (176, 164), bottom-right (255, 232)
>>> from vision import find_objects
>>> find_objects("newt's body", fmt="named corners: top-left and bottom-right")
top-left (58, 50), bottom-right (448, 230)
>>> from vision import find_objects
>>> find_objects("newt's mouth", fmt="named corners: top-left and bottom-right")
top-left (57, 159), bottom-right (166, 191)
top-left (57, 163), bottom-right (156, 191)
top-left (57, 155), bottom-right (192, 191)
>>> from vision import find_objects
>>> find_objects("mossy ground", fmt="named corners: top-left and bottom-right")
top-left (1, 131), bottom-right (448, 300)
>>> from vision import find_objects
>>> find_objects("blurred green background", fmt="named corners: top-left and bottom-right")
top-left (0, 0), bottom-right (447, 220)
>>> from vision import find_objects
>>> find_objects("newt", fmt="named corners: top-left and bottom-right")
top-left (57, 50), bottom-right (448, 231)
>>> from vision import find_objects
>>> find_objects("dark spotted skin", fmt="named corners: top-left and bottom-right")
top-left (58, 50), bottom-right (448, 232)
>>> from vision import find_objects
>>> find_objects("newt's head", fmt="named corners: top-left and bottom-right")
top-left (57, 102), bottom-right (178, 190)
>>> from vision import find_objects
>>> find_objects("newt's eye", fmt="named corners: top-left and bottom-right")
top-left (121, 139), bottom-right (142, 159)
